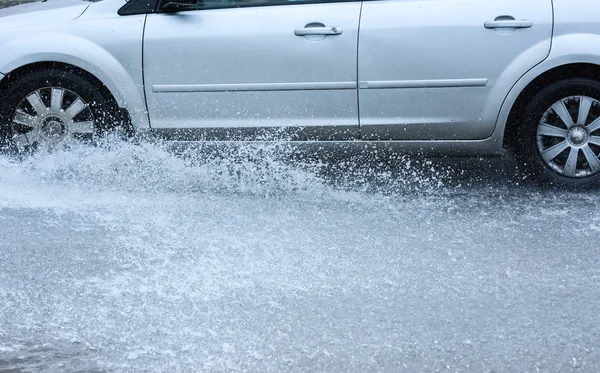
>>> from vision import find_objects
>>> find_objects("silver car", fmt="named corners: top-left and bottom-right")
top-left (0, 0), bottom-right (599, 188)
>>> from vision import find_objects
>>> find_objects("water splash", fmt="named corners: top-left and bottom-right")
top-left (0, 138), bottom-right (451, 210)
top-left (2, 140), bottom-right (599, 373)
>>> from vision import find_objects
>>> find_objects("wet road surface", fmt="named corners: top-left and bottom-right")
top-left (1, 142), bottom-right (599, 372)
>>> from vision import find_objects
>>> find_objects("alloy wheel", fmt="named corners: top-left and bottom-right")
top-left (536, 95), bottom-right (600, 178)
top-left (10, 87), bottom-right (96, 152)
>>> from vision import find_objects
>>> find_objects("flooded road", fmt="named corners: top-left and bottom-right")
top-left (1, 142), bottom-right (599, 372)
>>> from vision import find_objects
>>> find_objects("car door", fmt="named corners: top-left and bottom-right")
top-left (143, 0), bottom-right (361, 141)
top-left (358, 0), bottom-right (553, 140)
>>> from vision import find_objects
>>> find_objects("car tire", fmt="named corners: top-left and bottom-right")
top-left (516, 78), bottom-right (600, 189)
top-left (0, 68), bottom-right (123, 153)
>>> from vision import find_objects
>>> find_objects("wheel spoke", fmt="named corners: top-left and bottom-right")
top-left (50, 88), bottom-right (64, 113)
top-left (589, 136), bottom-right (600, 147)
top-left (541, 140), bottom-right (569, 163)
top-left (577, 96), bottom-right (594, 125)
top-left (27, 128), bottom-right (39, 142)
top-left (564, 147), bottom-right (579, 177)
top-left (552, 101), bottom-right (575, 128)
top-left (538, 123), bottom-right (567, 138)
top-left (582, 144), bottom-right (600, 173)
top-left (26, 92), bottom-right (47, 116)
top-left (65, 98), bottom-right (86, 120)
top-left (70, 121), bottom-right (94, 134)
top-left (12, 110), bottom-right (38, 128)
top-left (587, 118), bottom-right (600, 133)
top-left (12, 133), bottom-right (35, 149)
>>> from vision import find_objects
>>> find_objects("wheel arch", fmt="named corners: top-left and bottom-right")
top-left (500, 33), bottom-right (600, 149)
top-left (503, 62), bottom-right (600, 150)
top-left (0, 61), bottom-right (136, 135)
top-left (0, 61), bottom-right (116, 107)
top-left (0, 33), bottom-right (150, 130)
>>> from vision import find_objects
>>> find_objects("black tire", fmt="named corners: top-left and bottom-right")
top-left (515, 78), bottom-right (600, 189)
top-left (0, 68), bottom-right (122, 153)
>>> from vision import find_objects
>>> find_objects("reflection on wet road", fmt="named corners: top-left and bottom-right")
top-left (1, 142), bottom-right (599, 372)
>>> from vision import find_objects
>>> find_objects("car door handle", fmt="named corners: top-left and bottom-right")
top-left (484, 20), bottom-right (532, 29)
top-left (294, 27), bottom-right (343, 36)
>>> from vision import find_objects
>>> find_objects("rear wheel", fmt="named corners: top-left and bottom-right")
top-left (516, 78), bottom-right (600, 189)
top-left (0, 68), bottom-right (121, 153)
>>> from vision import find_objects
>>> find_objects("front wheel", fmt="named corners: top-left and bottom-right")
top-left (0, 68), bottom-right (121, 153)
top-left (516, 78), bottom-right (600, 189)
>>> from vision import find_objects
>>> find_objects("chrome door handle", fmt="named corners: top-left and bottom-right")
top-left (484, 20), bottom-right (532, 29)
top-left (294, 27), bottom-right (343, 36)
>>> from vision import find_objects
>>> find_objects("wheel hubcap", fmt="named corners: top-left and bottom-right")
top-left (537, 95), bottom-right (600, 178)
top-left (40, 116), bottom-right (67, 141)
top-left (567, 125), bottom-right (589, 147)
top-left (10, 87), bottom-right (95, 152)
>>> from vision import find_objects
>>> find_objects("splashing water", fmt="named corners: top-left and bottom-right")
top-left (0, 138), bottom-right (453, 206)
top-left (2, 140), bottom-right (600, 373)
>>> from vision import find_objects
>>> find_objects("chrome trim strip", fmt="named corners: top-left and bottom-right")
top-left (153, 82), bottom-right (357, 93)
top-left (359, 78), bottom-right (488, 89)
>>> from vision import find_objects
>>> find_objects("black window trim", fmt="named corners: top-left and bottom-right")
top-left (118, 0), bottom-right (159, 15)
top-left (118, 0), bottom-right (357, 16)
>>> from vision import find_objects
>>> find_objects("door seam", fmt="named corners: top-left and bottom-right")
top-left (356, 1), bottom-right (364, 140)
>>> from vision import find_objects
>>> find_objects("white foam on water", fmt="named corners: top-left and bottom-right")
top-left (0, 139), bottom-right (452, 211)
top-left (0, 140), bottom-right (453, 372)
top-left (2, 140), bottom-right (600, 372)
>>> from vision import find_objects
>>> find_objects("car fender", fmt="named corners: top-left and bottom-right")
top-left (478, 38), bottom-right (553, 143)
top-left (495, 33), bottom-right (600, 142)
top-left (0, 32), bottom-right (150, 129)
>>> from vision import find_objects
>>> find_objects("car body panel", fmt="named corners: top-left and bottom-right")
top-left (495, 0), bottom-right (600, 145)
top-left (143, 2), bottom-right (361, 139)
top-left (358, 0), bottom-right (553, 141)
top-left (0, 0), bottom-right (89, 27)
top-left (1, 0), bottom-right (600, 158)
top-left (0, 0), bottom-right (150, 129)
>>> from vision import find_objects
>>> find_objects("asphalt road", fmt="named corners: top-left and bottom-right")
top-left (1, 141), bottom-right (599, 372)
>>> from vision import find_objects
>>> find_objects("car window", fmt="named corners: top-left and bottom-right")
top-left (192, 0), bottom-right (353, 10)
